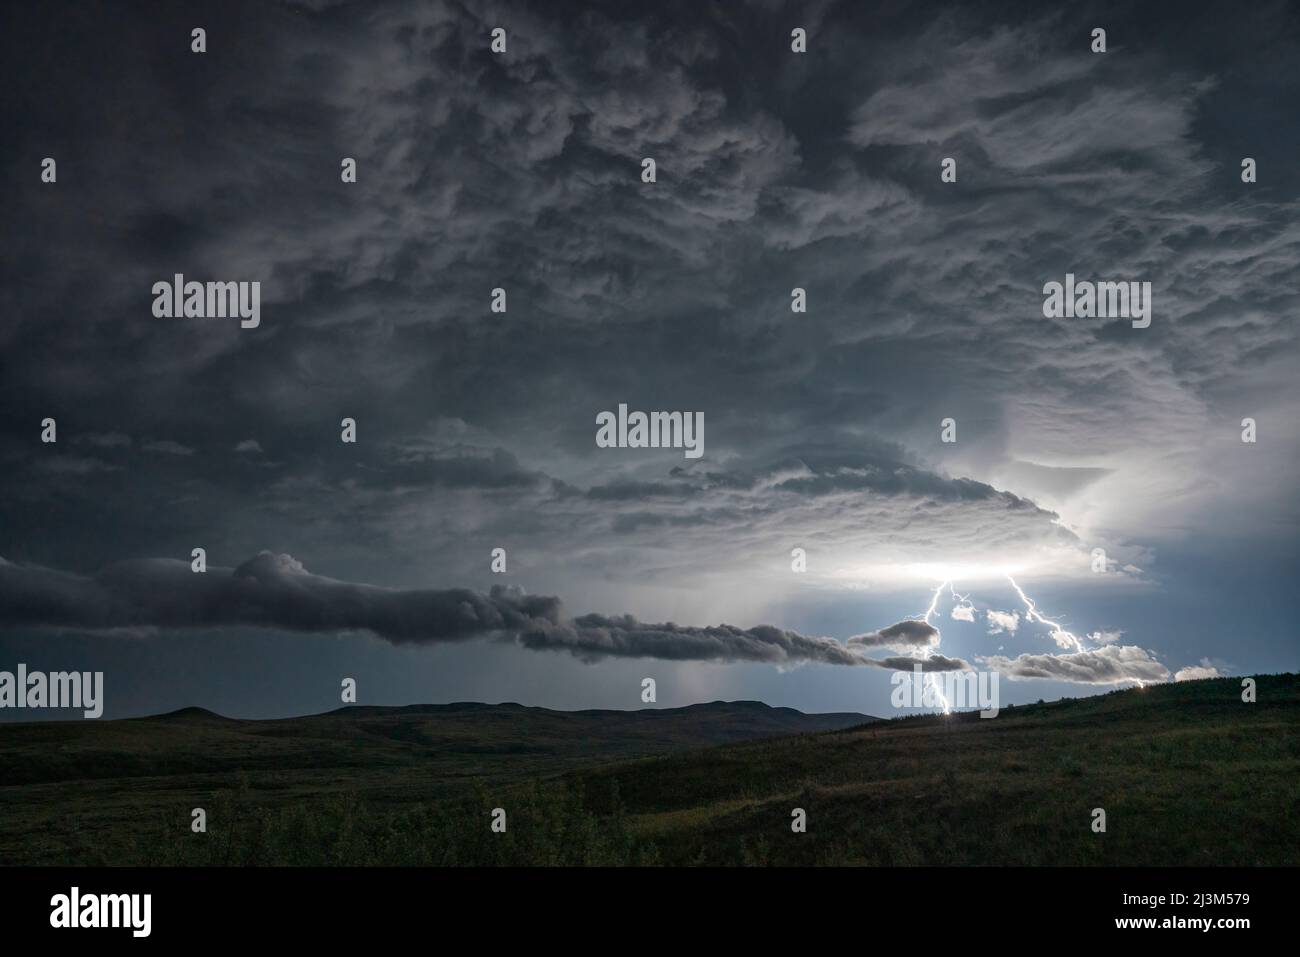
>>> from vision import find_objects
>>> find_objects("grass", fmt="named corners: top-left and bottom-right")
top-left (0, 676), bottom-right (1296, 865)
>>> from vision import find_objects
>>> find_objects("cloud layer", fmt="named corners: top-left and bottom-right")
top-left (0, 1), bottom-right (1295, 713)
top-left (981, 646), bottom-right (1171, 685)
top-left (0, 551), bottom-right (965, 671)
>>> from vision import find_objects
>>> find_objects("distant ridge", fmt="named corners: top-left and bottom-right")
top-left (4, 698), bottom-right (877, 728)
top-left (321, 699), bottom-right (878, 724)
top-left (144, 706), bottom-right (230, 722)
top-left (97, 699), bottom-right (876, 724)
top-left (0, 698), bottom-right (878, 797)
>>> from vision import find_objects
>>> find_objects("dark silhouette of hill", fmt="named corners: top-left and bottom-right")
top-left (551, 673), bottom-right (1300, 865)
top-left (1, 677), bottom-right (1295, 865)
top-left (0, 699), bottom-right (875, 788)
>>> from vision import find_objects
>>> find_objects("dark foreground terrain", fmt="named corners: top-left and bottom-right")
top-left (0, 699), bottom-right (873, 865)
top-left (1, 675), bottom-right (1297, 865)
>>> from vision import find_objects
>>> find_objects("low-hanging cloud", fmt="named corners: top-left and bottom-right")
top-left (847, 619), bottom-right (940, 650)
top-left (981, 646), bottom-right (1171, 685)
top-left (0, 551), bottom-right (956, 670)
top-left (0, 551), bottom-right (562, 646)
top-left (1174, 660), bottom-right (1222, 682)
top-left (524, 614), bottom-right (866, 666)
top-left (868, 653), bottom-right (970, 673)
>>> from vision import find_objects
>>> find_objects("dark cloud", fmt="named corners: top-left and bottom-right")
top-left (0, 552), bottom-right (562, 646)
top-left (75, 432), bottom-right (132, 449)
top-left (0, 551), bottom-right (924, 669)
top-left (981, 647), bottom-right (1170, 684)
top-left (868, 654), bottom-right (971, 673)
top-left (847, 619), bottom-right (940, 649)
top-left (530, 614), bottom-right (865, 666)
top-left (141, 439), bottom-right (195, 456)
top-left (2, 0), bottom-right (1292, 583)
top-left (0, 0), bottom-right (1295, 715)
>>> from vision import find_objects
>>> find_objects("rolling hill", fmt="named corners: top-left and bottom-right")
top-left (1, 676), bottom-right (1296, 866)
top-left (0, 699), bottom-right (875, 864)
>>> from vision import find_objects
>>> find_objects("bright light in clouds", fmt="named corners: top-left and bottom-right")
top-left (827, 559), bottom-right (1036, 589)
top-left (836, 545), bottom-right (1121, 588)
top-left (903, 561), bottom-right (1031, 584)
top-left (876, 567), bottom-right (1190, 709)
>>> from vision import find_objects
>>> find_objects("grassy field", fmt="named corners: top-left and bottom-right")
top-left (0, 699), bottom-right (873, 865)
top-left (1, 675), bottom-right (1296, 866)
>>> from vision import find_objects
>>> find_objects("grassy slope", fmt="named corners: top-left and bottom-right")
top-left (1, 676), bottom-right (1296, 865)
top-left (0, 700), bottom-right (874, 865)
top-left (570, 674), bottom-right (1300, 865)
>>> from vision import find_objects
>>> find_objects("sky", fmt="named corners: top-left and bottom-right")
top-left (1, 0), bottom-right (1297, 720)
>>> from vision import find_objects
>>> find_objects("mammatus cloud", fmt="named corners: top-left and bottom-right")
top-left (0, 552), bottom-right (963, 671)
top-left (981, 646), bottom-right (1171, 685)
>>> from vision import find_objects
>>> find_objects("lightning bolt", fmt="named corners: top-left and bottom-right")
top-left (1001, 576), bottom-right (1152, 686)
top-left (912, 580), bottom-right (952, 715)
top-left (1005, 575), bottom-right (1087, 653)
top-left (905, 576), bottom-right (1099, 715)
top-left (948, 582), bottom-right (974, 617)
top-left (921, 580), bottom-right (946, 623)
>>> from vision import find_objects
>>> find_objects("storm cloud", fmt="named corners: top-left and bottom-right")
top-left (0, 0), bottom-right (1296, 715)
top-left (0, 552), bottom-right (563, 646)
top-left (981, 646), bottom-right (1172, 685)
top-left (847, 619), bottom-right (940, 650)
top-left (0, 551), bottom-right (950, 669)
